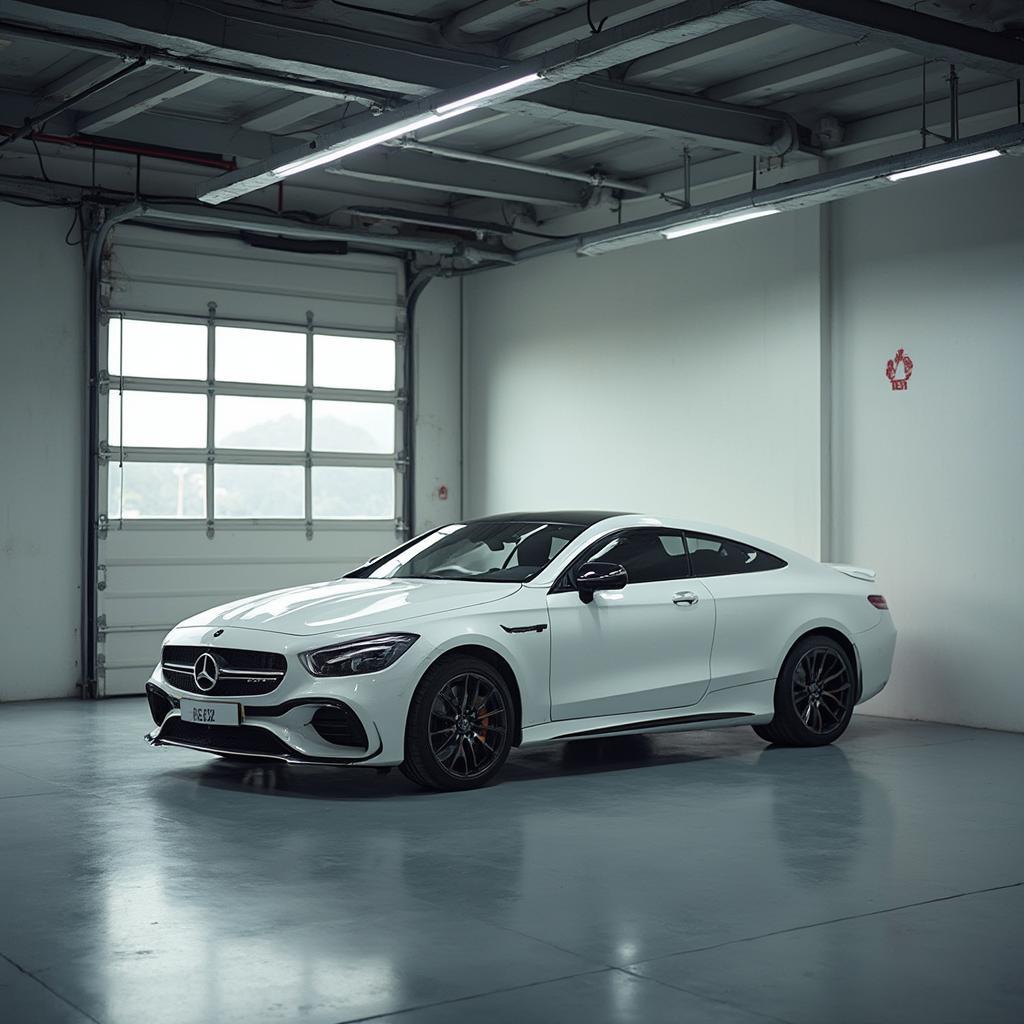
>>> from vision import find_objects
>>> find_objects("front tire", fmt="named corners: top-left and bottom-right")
top-left (401, 656), bottom-right (514, 791)
top-left (753, 635), bottom-right (855, 747)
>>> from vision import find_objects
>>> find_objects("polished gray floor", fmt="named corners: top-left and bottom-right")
top-left (0, 701), bottom-right (1022, 1024)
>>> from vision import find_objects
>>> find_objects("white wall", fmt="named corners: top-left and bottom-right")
top-left (462, 156), bottom-right (1024, 733)
top-left (413, 275), bottom-right (463, 531)
top-left (463, 207), bottom-right (828, 558)
top-left (831, 156), bottom-right (1024, 732)
top-left (0, 204), bottom-right (85, 701)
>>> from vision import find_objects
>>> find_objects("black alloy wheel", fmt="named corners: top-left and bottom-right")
top-left (401, 656), bottom-right (514, 791)
top-left (753, 634), bottom-right (856, 747)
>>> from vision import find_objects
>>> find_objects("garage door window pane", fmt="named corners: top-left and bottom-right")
top-left (108, 462), bottom-right (206, 519)
top-left (313, 467), bottom-right (394, 520)
top-left (314, 335), bottom-right (395, 391)
top-left (216, 326), bottom-right (305, 386)
top-left (312, 400), bottom-right (394, 453)
top-left (108, 390), bottom-right (207, 448)
top-left (215, 465), bottom-right (305, 518)
top-left (215, 396), bottom-right (305, 450)
top-left (108, 319), bottom-right (207, 380)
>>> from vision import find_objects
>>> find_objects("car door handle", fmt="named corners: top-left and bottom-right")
top-left (673, 591), bottom-right (699, 606)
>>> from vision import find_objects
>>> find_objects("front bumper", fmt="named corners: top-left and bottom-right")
top-left (144, 624), bottom-right (422, 766)
top-left (145, 685), bottom-right (386, 765)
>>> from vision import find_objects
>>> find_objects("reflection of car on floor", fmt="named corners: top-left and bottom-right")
top-left (145, 511), bottom-right (897, 791)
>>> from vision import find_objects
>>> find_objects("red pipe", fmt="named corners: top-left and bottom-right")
top-left (0, 126), bottom-right (237, 171)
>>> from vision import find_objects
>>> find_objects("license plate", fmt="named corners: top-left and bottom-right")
top-left (180, 699), bottom-right (240, 727)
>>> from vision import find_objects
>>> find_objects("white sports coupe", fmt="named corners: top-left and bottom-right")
top-left (145, 512), bottom-right (897, 790)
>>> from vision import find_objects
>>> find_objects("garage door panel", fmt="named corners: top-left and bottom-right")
top-left (95, 226), bottom-right (405, 697)
top-left (98, 523), bottom-right (394, 561)
top-left (110, 278), bottom-right (399, 334)
top-left (107, 229), bottom-right (401, 329)
top-left (111, 245), bottom-right (399, 304)
top-left (101, 559), bottom-right (364, 616)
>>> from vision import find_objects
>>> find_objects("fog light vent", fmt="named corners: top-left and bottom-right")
top-left (147, 686), bottom-right (174, 726)
top-left (311, 705), bottom-right (368, 750)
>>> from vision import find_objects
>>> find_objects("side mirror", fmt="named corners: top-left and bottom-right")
top-left (576, 562), bottom-right (628, 604)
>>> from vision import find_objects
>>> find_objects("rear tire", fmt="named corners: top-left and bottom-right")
top-left (401, 655), bottom-right (515, 792)
top-left (753, 635), bottom-right (855, 747)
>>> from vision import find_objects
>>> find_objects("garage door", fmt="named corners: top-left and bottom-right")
top-left (94, 225), bottom-right (407, 696)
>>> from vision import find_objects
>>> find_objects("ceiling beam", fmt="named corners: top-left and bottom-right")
top-left (705, 40), bottom-right (901, 103)
top-left (492, 127), bottom-right (625, 162)
top-left (749, 0), bottom-right (1024, 80)
top-left (77, 71), bottom-right (216, 133)
top-left (34, 55), bottom-right (124, 105)
top-left (0, 1), bottom-right (794, 156)
top-left (503, 79), bottom-right (795, 152)
top-left (499, 1), bottom-right (680, 58)
top-left (623, 18), bottom-right (781, 82)
top-left (239, 94), bottom-right (342, 134)
top-left (778, 64), bottom-right (931, 116)
top-left (444, 0), bottom-right (567, 40)
top-left (324, 148), bottom-right (589, 206)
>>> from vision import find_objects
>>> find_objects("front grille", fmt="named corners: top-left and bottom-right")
top-left (311, 705), bottom-right (369, 750)
top-left (159, 718), bottom-right (294, 757)
top-left (161, 645), bottom-right (287, 696)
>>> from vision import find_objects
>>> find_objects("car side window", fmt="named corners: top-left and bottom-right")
top-left (685, 532), bottom-right (787, 576)
top-left (573, 528), bottom-right (692, 585)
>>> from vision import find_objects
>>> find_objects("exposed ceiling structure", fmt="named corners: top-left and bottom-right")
top-left (1, 0), bottom-right (1022, 269)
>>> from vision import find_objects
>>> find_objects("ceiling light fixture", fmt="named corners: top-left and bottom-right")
top-left (435, 73), bottom-right (543, 116)
top-left (660, 207), bottom-right (781, 240)
top-left (271, 112), bottom-right (451, 178)
top-left (199, 70), bottom-right (548, 203)
top-left (886, 149), bottom-right (1001, 181)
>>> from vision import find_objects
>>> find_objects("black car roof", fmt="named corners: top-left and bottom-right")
top-left (466, 511), bottom-right (630, 527)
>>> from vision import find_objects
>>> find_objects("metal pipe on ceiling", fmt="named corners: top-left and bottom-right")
top-left (115, 202), bottom-right (517, 264)
top-left (511, 122), bottom-right (1024, 262)
top-left (0, 127), bottom-right (237, 170)
top-left (391, 138), bottom-right (649, 195)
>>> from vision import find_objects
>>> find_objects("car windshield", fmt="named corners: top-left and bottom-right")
top-left (363, 520), bottom-right (587, 583)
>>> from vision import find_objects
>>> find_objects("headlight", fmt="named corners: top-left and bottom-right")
top-left (299, 633), bottom-right (419, 677)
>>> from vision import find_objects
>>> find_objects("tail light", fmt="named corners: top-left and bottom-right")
top-left (868, 595), bottom-right (889, 610)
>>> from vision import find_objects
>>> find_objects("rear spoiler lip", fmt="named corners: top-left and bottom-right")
top-left (825, 563), bottom-right (877, 582)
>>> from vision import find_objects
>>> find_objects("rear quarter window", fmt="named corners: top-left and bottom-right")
top-left (686, 532), bottom-right (787, 577)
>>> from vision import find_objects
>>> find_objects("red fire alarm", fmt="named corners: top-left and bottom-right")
top-left (438, 484), bottom-right (448, 501)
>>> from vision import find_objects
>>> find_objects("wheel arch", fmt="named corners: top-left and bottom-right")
top-left (417, 643), bottom-right (524, 747)
top-left (786, 626), bottom-right (862, 702)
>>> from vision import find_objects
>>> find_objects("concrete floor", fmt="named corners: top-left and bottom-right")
top-left (0, 702), bottom-right (1022, 1024)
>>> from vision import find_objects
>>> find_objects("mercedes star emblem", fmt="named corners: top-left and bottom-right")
top-left (193, 652), bottom-right (220, 692)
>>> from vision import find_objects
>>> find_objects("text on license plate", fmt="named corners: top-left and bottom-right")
top-left (180, 699), bottom-right (241, 727)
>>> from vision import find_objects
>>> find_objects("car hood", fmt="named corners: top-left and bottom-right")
top-left (177, 577), bottom-right (522, 637)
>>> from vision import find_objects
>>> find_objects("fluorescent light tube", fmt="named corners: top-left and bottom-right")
top-left (272, 112), bottom-right (448, 178)
top-left (886, 149), bottom-right (1001, 182)
top-left (435, 73), bottom-right (542, 115)
top-left (661, 207), bottom-right (781, 239)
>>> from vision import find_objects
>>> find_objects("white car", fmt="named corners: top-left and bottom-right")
top-left (145, 512), bottom-right (896, 790)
